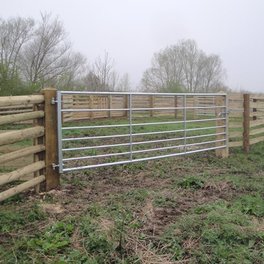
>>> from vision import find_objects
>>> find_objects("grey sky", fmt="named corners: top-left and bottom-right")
top-left (1, 0), bottom-right (264, 92)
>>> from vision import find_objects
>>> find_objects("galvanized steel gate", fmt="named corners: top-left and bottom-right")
top-left (56, 91), bottom-right (228, 173)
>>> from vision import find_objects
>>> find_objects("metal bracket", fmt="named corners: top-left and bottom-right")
top-left (51, 97), bottom-right (58, 104)
top-left (218, 110), bottom-right (230, 117)
top-left (52, 163), bottom-right (59, 170)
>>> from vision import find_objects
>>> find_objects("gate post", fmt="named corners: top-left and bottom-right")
top-left (43, 88), bottom-right (60, 190)
top-left (215, 95), bottom-right (229, 158)
top-left (243, 94), bottom-right (250, 153)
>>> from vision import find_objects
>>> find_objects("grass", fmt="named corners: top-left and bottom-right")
top-left (161, 200), bottom-right (264, 263)
top-left (0, 141), bottom-right (263, 263)
top-left (1, 116), bottom-right (264, 263)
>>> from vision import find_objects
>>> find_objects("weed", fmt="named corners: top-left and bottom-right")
top-left (160, 200), bottom-right (264, 262)
top-left (153, 194), bottom-right (178, 208)
top-left (178, 176), bottom-right (205, 189)
top-left (27, 221), bottom-right (74, 254)
top-left (0, 204), bottom-right (46, 233)
top-left (80, 216), bottom-right (114, 261)
top-left (233, 194), bottom-right (264, 217)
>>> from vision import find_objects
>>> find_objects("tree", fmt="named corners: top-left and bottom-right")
top-left (82, 52), bottom-right (119, 91)
top-left (116, 73), bottom-right (131, 91)
top-left (0, 17), bottom-right (34, 95)
top-left (200, 54), bottom-right (225, 92)
top-left (141, 39), bottom-right (225, 93)
top-left (55, 52), bottom-right (86, 90)
top-left (20, 13), bottom-right (85, 89)
top-left (81, 71), bottom-right (100, 90)
top-left (142, 46), bottom-right (184, 92)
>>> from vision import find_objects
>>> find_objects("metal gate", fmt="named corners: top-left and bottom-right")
top-left (56, 91), bottom-right (228, 173)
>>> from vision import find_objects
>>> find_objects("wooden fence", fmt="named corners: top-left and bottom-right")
top-left (0, 89), bottom-right (59, 202)
top-left (228, 93), bottom-right (264, 152)
top-left (0, 90), bottom-right (263, 202)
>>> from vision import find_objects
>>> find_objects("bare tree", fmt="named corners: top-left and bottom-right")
top-left (178, 39), bottom-right (203, 92)
top-left (200, 54), bottom-right (225, 92)
top-left (20, 13), bottom-right (84, 88)
top-left (142, 46), bottom-right (183, 92)
top-left (55, 52), bottom-right (87, 90)
top-left (141, 39), bottom-right (225, 93)
top-left (116, 73), bottom-right (131, 91)
top-left (82, 52), bottom-right (119, 91)
top-left (0, 17), bottom-right (34, 94)
top-left (80, 70), bottom-right (100, 90)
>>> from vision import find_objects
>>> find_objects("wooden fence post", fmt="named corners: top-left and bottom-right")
top-left (150, 95), bottom-right (154, 117)
top-left (108, 95), bottom-right (112, 118)
top-left (90, 95), bottom-right (94, 119)
top-left (215, 95), bottom-right (229, 158)
top-left (252, 98), bottom-right (257, 121)
top-left (125, 95), bottom-right (129, 118)
top-left (243, 94), bottom-right (250, 153)
top-left (43, 88), bottom-right (60, 190)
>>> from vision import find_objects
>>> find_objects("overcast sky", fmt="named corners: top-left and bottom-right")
top-left (1, 0), bottom-right (264, 92)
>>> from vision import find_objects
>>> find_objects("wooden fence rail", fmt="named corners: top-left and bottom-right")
top-left (0, 89), bottom-right (59, 203)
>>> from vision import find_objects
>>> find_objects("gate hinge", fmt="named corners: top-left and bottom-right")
top-left (52, 163), bottom-right (59, 170)
top-left (51, 97), bottom-right (58, 104)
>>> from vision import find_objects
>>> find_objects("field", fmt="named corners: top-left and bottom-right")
top-left (1, 126), bottom-right (264, 263)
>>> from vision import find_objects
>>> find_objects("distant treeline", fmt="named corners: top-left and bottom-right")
top-left (0, 13), bottom-right (227, 96)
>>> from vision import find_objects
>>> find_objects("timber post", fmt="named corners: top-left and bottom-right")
top-left (150, 95), bottom-right (154, 117)
top-left (243, 94), bottom-right (250, 153)
top-left (252, 98), bottom-right (257, 121)
top-left (43, 88), bottom-right (60, 190)
top-left (174, 95), bottom-right (177, 118)
top-left (108, 95), bottom-right (112, 118)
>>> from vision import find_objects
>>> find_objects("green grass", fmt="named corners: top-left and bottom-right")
top-left (160, 199), bottom-right (264, 263)
top-left (1, 116), bottom-right (264, 263)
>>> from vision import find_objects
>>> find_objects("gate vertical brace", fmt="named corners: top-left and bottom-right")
top-left (56, 91), bottom-right (63, 173)
top-left (215, 95), bottom-right (229, 158)
top-left (183, 95), bottom-right (187, 153)
top-left (129, 94), bottom-right (133, 161)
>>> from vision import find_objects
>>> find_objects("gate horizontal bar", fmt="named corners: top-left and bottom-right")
top-left (62, 145), bottom-right (226, 172)
top-left (62, 118), bottom-right (225, 130)
top-left (62, 139), bottom-right (225, 162)
top-left (60, 91), bottom-right (226, 96)
top-left (62, 125), bottom-right (225, 142)
top-left (128, 139), bottom-right (225, 155)
top-left (62, 132), bottom-right (226, 151)
top-left (132, 132), bottom-right (225, 146)
top-left (61, 106), bottom-right (224, 112)
top-left (63, 151), bottom-right (131, 161)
